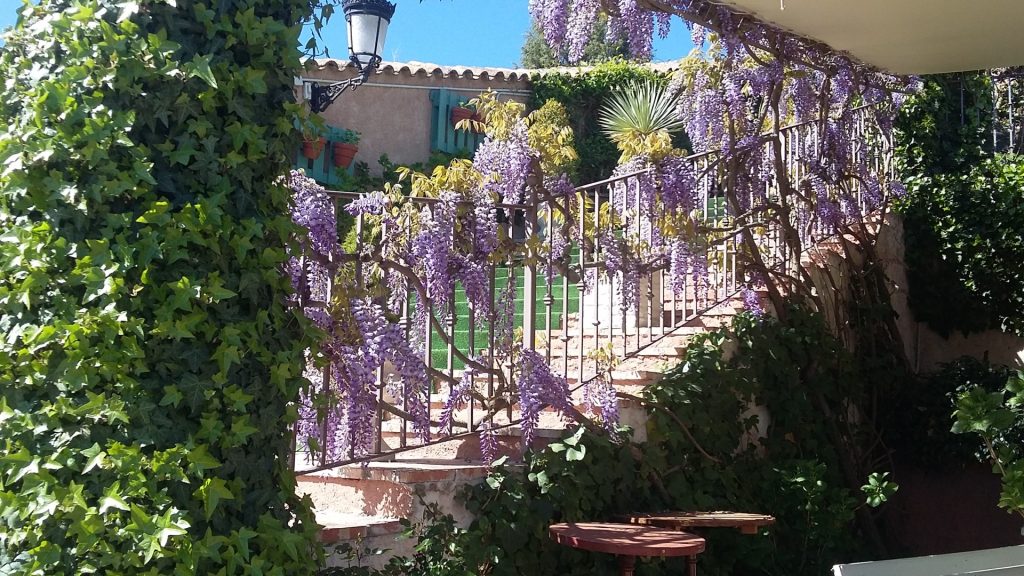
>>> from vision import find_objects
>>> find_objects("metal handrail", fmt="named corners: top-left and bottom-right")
top-left (292, 104), bottom-right (893, 473)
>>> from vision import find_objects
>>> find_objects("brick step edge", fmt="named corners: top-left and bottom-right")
top-left (317, 513), bottom-right (405, 544)
top-left (300, 461), bottom-right (494, 484)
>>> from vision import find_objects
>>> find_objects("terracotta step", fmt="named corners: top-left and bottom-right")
top-left (314, 460), bottom-right (492, 484)
top-left (316, 511), bottom-right (404, 544)
top-left (299, 459), bottom-right (500, 542)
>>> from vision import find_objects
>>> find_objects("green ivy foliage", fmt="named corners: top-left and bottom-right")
top-left (0, 0), bottom-right (320, 573)
top-left (529, 59), bottom-right (685, 183)
top-left (895, 73), bottom-right (1024, 337)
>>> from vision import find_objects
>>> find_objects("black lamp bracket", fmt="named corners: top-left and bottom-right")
top-left (306, 56), bottom-right (379, 114)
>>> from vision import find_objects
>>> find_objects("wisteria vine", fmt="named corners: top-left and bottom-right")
top-left (288, 0), bottom-right (920, 468)
top-left (287, 96), bottom-right (609, 466)
top-left (532, 0), bottom-right (916, 315)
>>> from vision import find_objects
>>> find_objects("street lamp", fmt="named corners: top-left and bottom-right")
top-left (307, 0), bottom-right (396, 114)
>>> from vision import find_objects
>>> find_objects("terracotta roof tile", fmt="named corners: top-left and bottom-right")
top-left (304, 59), bottom-right (682, 82)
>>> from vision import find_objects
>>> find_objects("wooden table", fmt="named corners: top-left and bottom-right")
top-left (621, 511), bottom-right (776, 535)
top-left (549, 522), bottom-right (706, 576)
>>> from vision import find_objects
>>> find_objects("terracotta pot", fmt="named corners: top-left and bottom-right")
top-left (302, 137), bottom-right (326, 160)
top-left (332, 142), bottom-right (359, 168)
top-left (450, 106), bottom-right (476, 128)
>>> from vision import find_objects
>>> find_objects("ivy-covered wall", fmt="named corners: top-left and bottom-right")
top-left (895, 73), bottom-right (1024, 338)
top-left (0, 0), bottom-right (320, 572)
top-left (530, 59), bottom-right (684, 183)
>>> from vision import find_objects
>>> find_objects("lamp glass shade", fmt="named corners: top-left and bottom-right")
top-left (344, 0), bottom-right (395, 70)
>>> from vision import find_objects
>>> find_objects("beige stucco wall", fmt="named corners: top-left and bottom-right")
top-left (297, 60), bottom-right (532, 179)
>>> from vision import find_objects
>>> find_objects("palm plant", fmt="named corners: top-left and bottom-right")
top-left (599, 79), bottom-right (685, 160)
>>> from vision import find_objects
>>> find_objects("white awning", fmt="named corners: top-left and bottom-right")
top-left (718, 0), bottom-right (1024, 74)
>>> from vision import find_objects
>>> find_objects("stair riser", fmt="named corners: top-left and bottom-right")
top-left (298, 477), bottom-right (414, 519)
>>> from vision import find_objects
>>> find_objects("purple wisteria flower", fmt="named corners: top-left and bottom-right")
top-left (479, 421), bottom-right (500, 466)
top-left (410, 192), bottom-right (457, 310)
top-left (741, 285), bottom-right (765, 318)
top-left (583, 376), bottom-right (620, 434)
top-left (345, 190), bottom-right (386, 216)
top-left (473, 120), bottom-right (534, 205)
top-left (517, 349), bottom-right (574, 447)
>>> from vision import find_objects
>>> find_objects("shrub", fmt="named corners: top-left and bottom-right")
top-left (884, 357), bottom-right (1015, 469)
top-left (530, 59), bottom-right (686, 183)
top-left (898, 155), bottom-right (1024, 336)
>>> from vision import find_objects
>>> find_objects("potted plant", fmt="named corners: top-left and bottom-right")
top-left (451, 103), bottom-right (476, 127)
top-left (301, 135), bottom-right (326, 160)
top-left (332, 129), bottom-right (360, 168)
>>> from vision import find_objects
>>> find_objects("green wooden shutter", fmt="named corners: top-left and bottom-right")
top-left (430, 88), bottom-right (486, 155)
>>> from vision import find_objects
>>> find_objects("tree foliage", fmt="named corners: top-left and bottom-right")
top-left (0, 0), bottom-right (320, 572)
top-left (519, 16), bottom-right (635, 69)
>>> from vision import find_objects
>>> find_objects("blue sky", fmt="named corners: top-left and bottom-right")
top-left (0, 1), bottom-right (694, 67)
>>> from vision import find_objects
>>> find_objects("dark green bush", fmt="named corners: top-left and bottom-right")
top-left (338, 308), bottom-right (886, 576)
top-left (898, 155), bottom-right (1024, 336)
top-left (0, 0), bottom-right (320, 572)
top-left (895, 72), bottom-right (1024, 337)
top-left (884, 357), bottom-right (1015, 469)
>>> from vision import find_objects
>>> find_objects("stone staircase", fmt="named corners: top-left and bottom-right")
top-left (297, 293), bottom-right (753, 568)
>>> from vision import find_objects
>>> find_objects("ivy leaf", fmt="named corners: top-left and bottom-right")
top-left (186, 444), bottom-right (222, 472)
top-left (0, 397), bottom-right (13, 423)
top-left (99, 486), bottom-right (129, 514)
top-left (566, 445), bottom-right (586, 461)
top-left (155, 508), bottom-right (189, 546)
top-left (229, 416), bottom-right (259, 443)
top-left (236, 527), bottom-right (258, 561)
top-left (197, 477), bottom-right (235, 520)
top-left (81, 443), bottom-right (106, 474)
top-left (186, 54), bottom-right (218, 89)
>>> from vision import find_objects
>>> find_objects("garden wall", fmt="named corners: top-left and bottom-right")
top-left (297, 60), bottom-right (532, 175)
top-left (883, 462), bottom-right (1023, 556)
top-left (876, 214), bottom-right (1024, 372)
top-left (877, 214), bottom-right (1024, 555)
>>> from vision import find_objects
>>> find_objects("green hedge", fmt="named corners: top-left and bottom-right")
top-left (0, 0), bottom-right (320, 573)
top-left (898, 155), bottom-right (1024, 336)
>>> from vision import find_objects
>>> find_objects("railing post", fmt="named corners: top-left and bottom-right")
top-left (522, 188), bottom-right (538, 353)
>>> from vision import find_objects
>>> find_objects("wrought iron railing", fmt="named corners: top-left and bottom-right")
top-left (992, 71), bottom-right (1023, 154)
top-left (293, 104), bottom-right (893, 473)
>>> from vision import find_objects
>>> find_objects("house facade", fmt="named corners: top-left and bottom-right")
top-left (294, 59), bottom-right (533, 182)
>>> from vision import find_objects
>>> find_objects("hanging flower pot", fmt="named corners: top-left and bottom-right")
top-left (302, 137), bottom-right (326, 160)
top-left (332, 141), bottom-right (359, 168)
top-left (451, 106), bottom-right (476, 128)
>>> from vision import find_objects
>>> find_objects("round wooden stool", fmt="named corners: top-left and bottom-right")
top-left (549, 522), bottom-right (706, 576)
